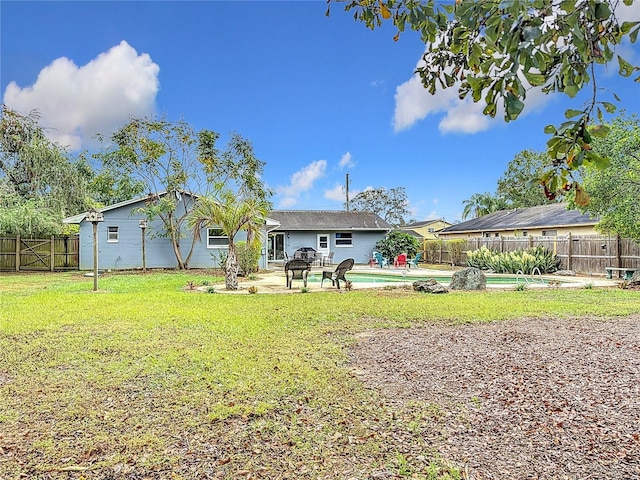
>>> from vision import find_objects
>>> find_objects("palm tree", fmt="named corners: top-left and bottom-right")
top-left (461, 192), bottom-right (508, 220)
top-left (187, 189), bottom-right (269, 290)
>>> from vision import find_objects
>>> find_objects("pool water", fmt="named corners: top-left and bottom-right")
top-left (307, 273), bottom-right (557, 285)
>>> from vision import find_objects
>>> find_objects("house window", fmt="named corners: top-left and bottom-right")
top-left (427, 227), bottom-right (435, 233)
top-left (483, 232), bottom-right (491, 238)
top-left (107, 226), bottom-right (119, 243)
top-left (335, 232), bottom-right (353, 247)
top-left (542, 229), bottom-right (557, 237)
top-left (207, 228), bottom-right (229, 248)
top-left (494, 233), bottom-right (500, 237)
top-left (522, 231), bottom-right (528, 236)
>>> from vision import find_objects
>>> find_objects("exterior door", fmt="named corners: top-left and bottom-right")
top-left (316, 234), bottom-right (330, 259)
top-left (268, 232), bottom-right (285, 260)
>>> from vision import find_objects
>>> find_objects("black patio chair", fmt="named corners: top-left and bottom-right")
top-left (284, 259), bottom-right (311, 289)
top-left (321, 258), bottom-right (354, 289)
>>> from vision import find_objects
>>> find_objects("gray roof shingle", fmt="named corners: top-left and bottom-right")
top-left (440, 203), bottom-right (598, 233)
top-left (269, 210), bottom-right (392, 231)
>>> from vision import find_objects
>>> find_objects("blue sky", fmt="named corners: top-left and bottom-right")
top-left (2, 1), bottom-right (639, 222)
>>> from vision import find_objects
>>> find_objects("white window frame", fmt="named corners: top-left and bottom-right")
top-left (207, 228), bottom-right (229, 249)
top-left (107, 226), bottom-right (119, 243)
top-left (334, 232), bottom-right (353, 247)
top-left (427, 227), bottom-right (435, 233)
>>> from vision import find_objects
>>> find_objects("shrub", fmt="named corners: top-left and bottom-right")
top-left (466, 245), bottom-right (496, 270)
top-left (210, 250), bottom-right (228, 269)
top-left (424, 239), bottom-right (442, 263)
top-left (374, 231), bottom-right (421, 261)
top-left (466, 245), bottom-right (560, 274)
top-left (236, 241), bottom-right (261, 276)
top-left (446, 239), bottom-right (468, 266)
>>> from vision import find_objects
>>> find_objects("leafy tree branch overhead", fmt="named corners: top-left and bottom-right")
top-left (329, 0), bottom-right (639, 204)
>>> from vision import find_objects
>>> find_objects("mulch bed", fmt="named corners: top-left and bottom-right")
top-left (348, 315), bottom-right (640, 480)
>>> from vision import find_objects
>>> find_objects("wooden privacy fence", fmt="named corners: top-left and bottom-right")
top-left (424, 235), bottom-right (640, 276)
top-left (0, 236), bottom-right (79, 272)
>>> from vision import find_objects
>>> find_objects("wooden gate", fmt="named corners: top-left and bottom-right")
top-left (0, 236), bottom-right (79, 272)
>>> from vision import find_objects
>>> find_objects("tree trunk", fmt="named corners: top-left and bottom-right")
top-left (225, 245), bottom-right (239, 290)
top-left (168, 213), bottom-right (186, 269)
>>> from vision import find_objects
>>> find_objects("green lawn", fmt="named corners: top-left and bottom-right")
top-left (1, 271), bottom-right (638, 479)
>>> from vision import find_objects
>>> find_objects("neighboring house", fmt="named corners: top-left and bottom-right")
top-left (266, 210), bottom-right (392, 265)
top-left (437, 203), bottom-right (599, 239)
top-left (401, 219), bottom-right (452, 241)
top-left (63, 192), bottom-right (278, 270)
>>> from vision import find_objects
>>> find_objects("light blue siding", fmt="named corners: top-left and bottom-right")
top-left (284, 231), bottom-right (384, 265)
top-left (77, 197), bottom-right (247, 270)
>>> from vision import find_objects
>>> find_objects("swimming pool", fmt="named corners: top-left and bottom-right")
top-left (307, 272), bottom-right (559, 285)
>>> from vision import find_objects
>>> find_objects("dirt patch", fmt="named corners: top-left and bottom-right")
top-left (348, 316), bottom-right (640, 479)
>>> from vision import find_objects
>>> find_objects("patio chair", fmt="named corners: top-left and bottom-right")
top-left (394, 253), bottom-right (408, 268)
top-left (284, 259), bottom-right (311, 289)
top-left (321, 258), bottom-right (354, 289)
top-left (322, 251), bottom-right (335, 266)
top-left (373, 251), bottom-right (388, 268)
top-left (408, 252), bottom-right (422, 268)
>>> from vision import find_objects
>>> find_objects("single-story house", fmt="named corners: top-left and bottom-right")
top-left (64, 192), bottom-right (277, 271)
top-left (63, 194), bottom-right (392, 270)
top-left (266, 210), bottom-right (392, 265)
top-left (401, 219), bottom-right (452, 241)
top-left (437, 203), bottom-right (599, 239)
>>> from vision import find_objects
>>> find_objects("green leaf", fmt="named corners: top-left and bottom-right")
top-left (601, 102), bottom-right (617, 114)
top-left (594, 2), bottom-right (611, 20)
top-left (630, 25), bottom-right (640, 43)
top-left (565, 109), bottom-right (584, 119)
top-left (620, 21), bottom-right (639, 34)
top-left (544, 125), bottom-right (557, 134)
top-left (505, 93), bottom-right (524, 120)
top-left (617, 55), bottom-right (635, 77)
top-left (589, 124), bottom-right (610, 138)
top-left (523, 71), bottom-right (546, 86)
top-left (624, 0), bottom-right (633, 5)
top-left (564, 84), bottom-right (580, 98)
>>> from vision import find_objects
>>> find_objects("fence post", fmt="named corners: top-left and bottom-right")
top-left (15, 234), bottom-right (20, 272)
top-left (567, 233), bottom-right (572, 271)
top-left (50, 235), bottom-right (55, 272)
top-left (616, 235), bottom-right (622, 269)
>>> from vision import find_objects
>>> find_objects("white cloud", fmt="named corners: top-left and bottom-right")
top-left (324, 183), bottom-right (345, 202)
top-left (432, 198), bottom-right (439, 204)
top-left (3, 40), bottom-right (159, 150)
top-left (393, 51), bottom-right (553, 134)
top-left (276, 160), bottom-right (327, 208)
top-left (338, 151), bottom-right (354, 170)
top-left (616, 1), bottom-right (640, 22)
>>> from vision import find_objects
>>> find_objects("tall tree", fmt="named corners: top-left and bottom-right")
top-left (333, 0), bottom-right (639, 200)
top-left (577, 113), bottom-right (640, 241)
top-left (97, 116), bottom-right (271, 269)
top-left (347, 187), bottom-right (411, 226)
top-left (461, 192), bottom-right (508, 220)
top-left (0, 105), bottom-right (93, 225)
top-left (187, 190), bottom-right (269, 290)
top-left (497, 150), bottom-right (559, 208)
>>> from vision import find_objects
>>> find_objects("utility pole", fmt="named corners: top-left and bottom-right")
top-left (345, 173), bottom-right (350, 211)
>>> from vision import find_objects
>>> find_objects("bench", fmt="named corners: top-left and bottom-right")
top-left (604, 267), bottom-right (637, 280)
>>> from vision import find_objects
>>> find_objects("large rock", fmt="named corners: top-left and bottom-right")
top-left (450, 267), bottom-right (487, 291)
top-left (413, 279), bottom-right (448, 294)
